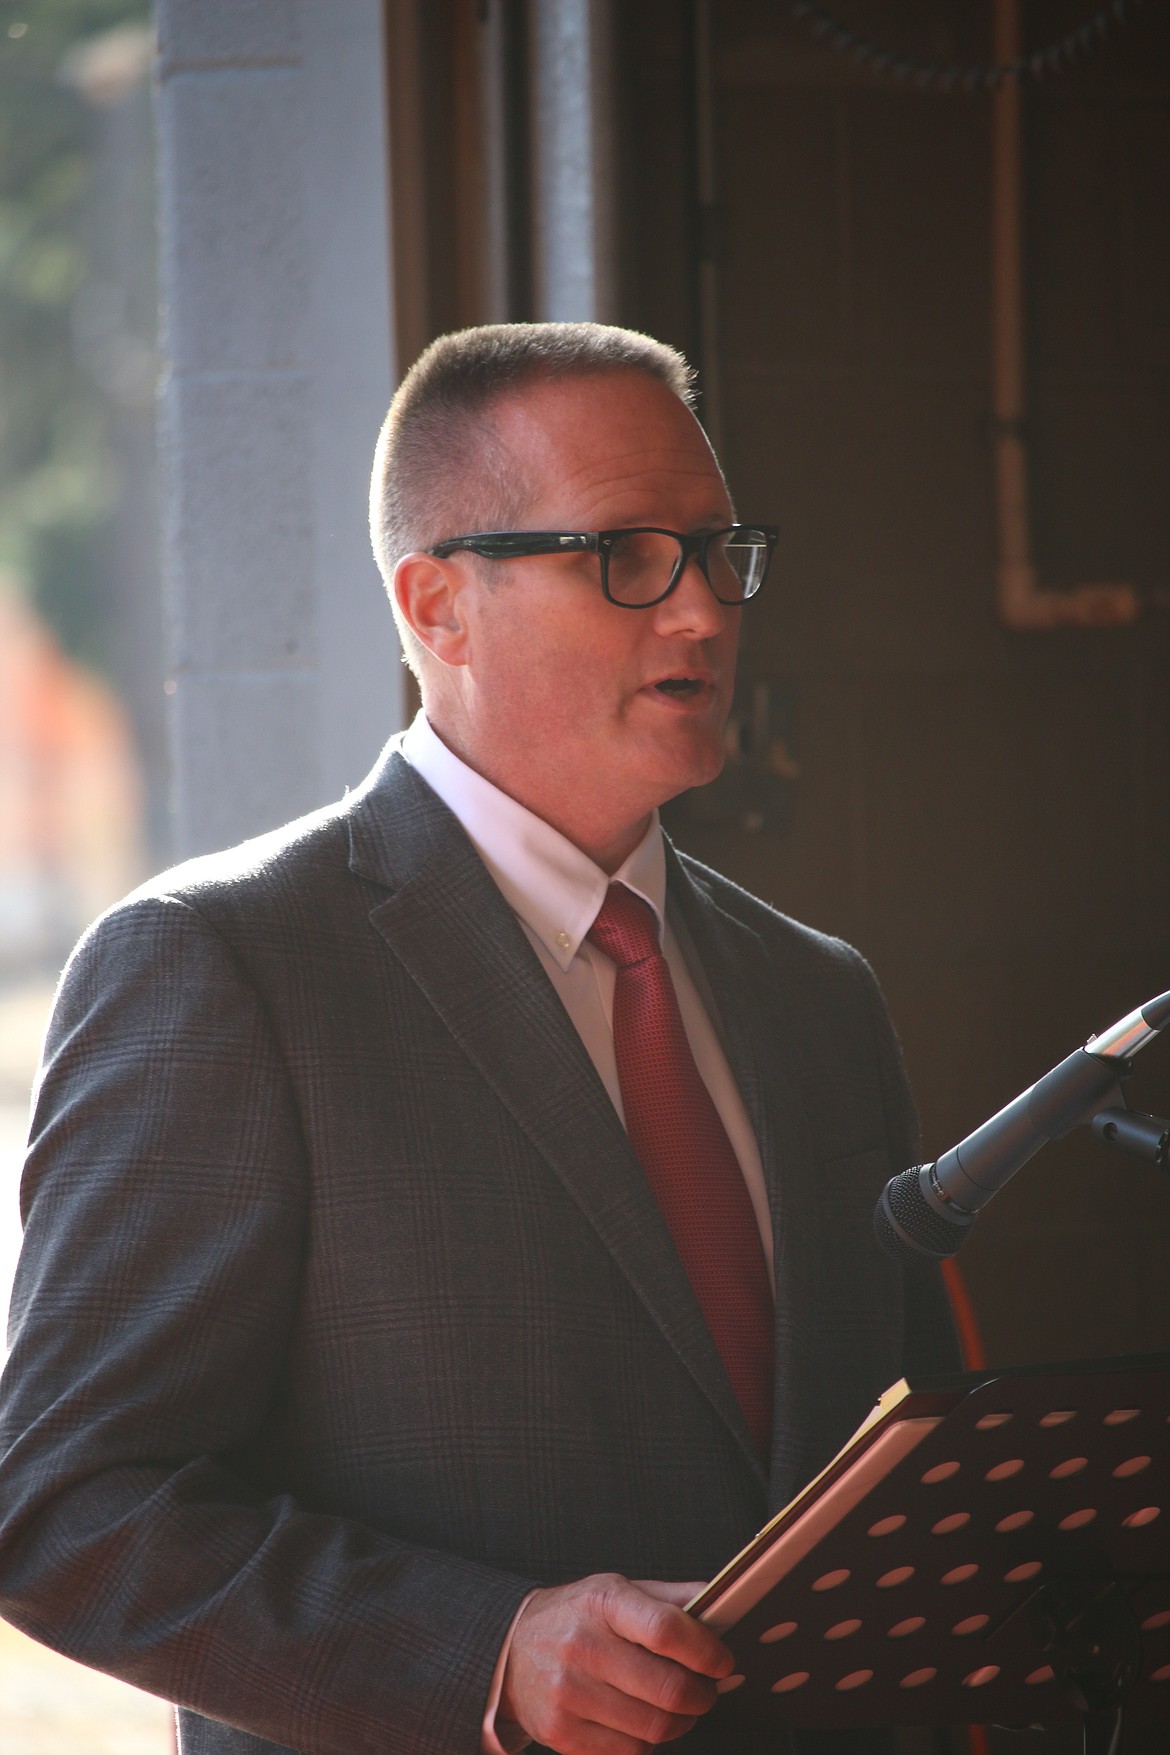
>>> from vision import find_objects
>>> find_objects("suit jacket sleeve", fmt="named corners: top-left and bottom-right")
top-left (0, 893), bottom-right (534, 1755)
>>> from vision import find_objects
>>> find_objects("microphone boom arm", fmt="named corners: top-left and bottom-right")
top-left (929, 1046), bottom-right (1127, 1215)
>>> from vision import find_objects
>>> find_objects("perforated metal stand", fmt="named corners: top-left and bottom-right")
top-left (694, 1355), bottom-right (1170, 1742)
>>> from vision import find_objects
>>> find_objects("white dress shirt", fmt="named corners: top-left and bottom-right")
top-left (399, 711), bottom-right (772, 1273)
top-left (397, 711), bottom-right (773, 1754)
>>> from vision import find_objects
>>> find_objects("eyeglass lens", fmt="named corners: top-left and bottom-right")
top-left (604, 529), bottom-right (770, 606)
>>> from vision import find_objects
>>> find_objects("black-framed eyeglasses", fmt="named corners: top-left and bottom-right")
top-left (426, 524), bottom-right (778, 609)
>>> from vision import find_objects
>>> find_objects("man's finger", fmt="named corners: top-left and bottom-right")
top-left (631, 1579), bottom-right (708, 1609)
top-left (499, 1573), bottom-right (732, 1753)
top-left (543, 1670), bottom-right (704, 1749)
top-left (599, 1576), bottom-right (733, 1679)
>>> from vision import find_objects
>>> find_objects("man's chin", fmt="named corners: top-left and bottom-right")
top-left (647, 742), bottom-right (727, 810)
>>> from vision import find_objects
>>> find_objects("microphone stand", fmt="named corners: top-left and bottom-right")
top-left (1033, 1575), bottom-right (1139, 1755)
top-left (1058, 1097), bottom-right (1166, 1755)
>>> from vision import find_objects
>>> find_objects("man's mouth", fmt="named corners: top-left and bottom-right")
top-left (653, 677), bottom-right (706, 698)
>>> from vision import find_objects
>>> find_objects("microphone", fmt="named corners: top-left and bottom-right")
top-left (874, 989), bottom-right (1170, 1264)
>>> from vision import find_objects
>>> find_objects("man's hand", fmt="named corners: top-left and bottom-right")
top-left (498, 1573), bottom-right (734, 1755)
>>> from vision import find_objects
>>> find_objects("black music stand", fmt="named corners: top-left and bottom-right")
top-left (692, 1355), bottom-right (1170, 1754)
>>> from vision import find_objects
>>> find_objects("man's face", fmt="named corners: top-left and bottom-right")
top-left (443, 370), bottom-right (741, 864)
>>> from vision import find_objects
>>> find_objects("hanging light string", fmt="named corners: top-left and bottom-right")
top-left (789, 0), bottom-right (1147, 92)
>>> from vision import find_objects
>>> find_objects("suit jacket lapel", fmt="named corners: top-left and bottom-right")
top-left (665, 845), bottom-right (829, 1508)
top-left (347, 752), bottom-right (763, 1479)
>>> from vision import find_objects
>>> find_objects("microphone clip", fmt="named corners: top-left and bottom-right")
top-left (1091, 1104), bottom-right (1170, 1171)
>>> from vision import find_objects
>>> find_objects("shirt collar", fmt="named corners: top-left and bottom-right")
top-left (399, 711), bottom-right (666, 971)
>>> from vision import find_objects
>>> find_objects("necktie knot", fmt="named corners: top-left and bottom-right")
top-left (587, 884), bottom-right (661, 971)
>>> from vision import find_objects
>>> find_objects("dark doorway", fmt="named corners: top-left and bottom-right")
top-left (620, 0), bottom-right (1170, 1371)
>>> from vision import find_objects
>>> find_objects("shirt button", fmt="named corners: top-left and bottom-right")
top-left (555, 931), bottom-right (571, 951)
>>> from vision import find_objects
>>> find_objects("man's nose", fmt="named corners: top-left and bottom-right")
top-left (652, 552), bottom-right (730, 638)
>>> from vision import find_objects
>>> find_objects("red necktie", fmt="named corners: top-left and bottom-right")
top-left (588, 884), bottom-right (774, 1457)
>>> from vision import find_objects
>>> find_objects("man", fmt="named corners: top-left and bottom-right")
top-left (0, 323), bottom-right (953, 1755)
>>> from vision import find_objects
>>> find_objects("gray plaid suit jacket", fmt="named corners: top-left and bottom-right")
top-left (0, 745), bottom-right (954, 1755)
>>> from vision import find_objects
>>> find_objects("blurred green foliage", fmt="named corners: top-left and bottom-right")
top-left (0, 0), bottom-right (151, 670)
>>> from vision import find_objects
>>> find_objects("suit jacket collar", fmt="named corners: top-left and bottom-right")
top-left (347, 747), bottom-right (771, 1489)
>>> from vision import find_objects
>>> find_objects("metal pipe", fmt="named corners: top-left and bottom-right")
top-left (528, 0), bottom-right (617, 323)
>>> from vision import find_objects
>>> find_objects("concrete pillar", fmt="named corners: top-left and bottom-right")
top-left (156, 0), bottom-right (401, 859)
top-left (528, 0), bottom-right (618, 323)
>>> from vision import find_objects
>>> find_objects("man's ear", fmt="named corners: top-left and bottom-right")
top-left (393, 552), bottom-right (471, 667)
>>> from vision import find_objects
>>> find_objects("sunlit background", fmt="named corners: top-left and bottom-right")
top-left (0, 3), bottom-right (172, 1746)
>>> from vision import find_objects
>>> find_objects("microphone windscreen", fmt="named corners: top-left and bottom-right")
top-left (874, 1165), bottom-right (976, 1263)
